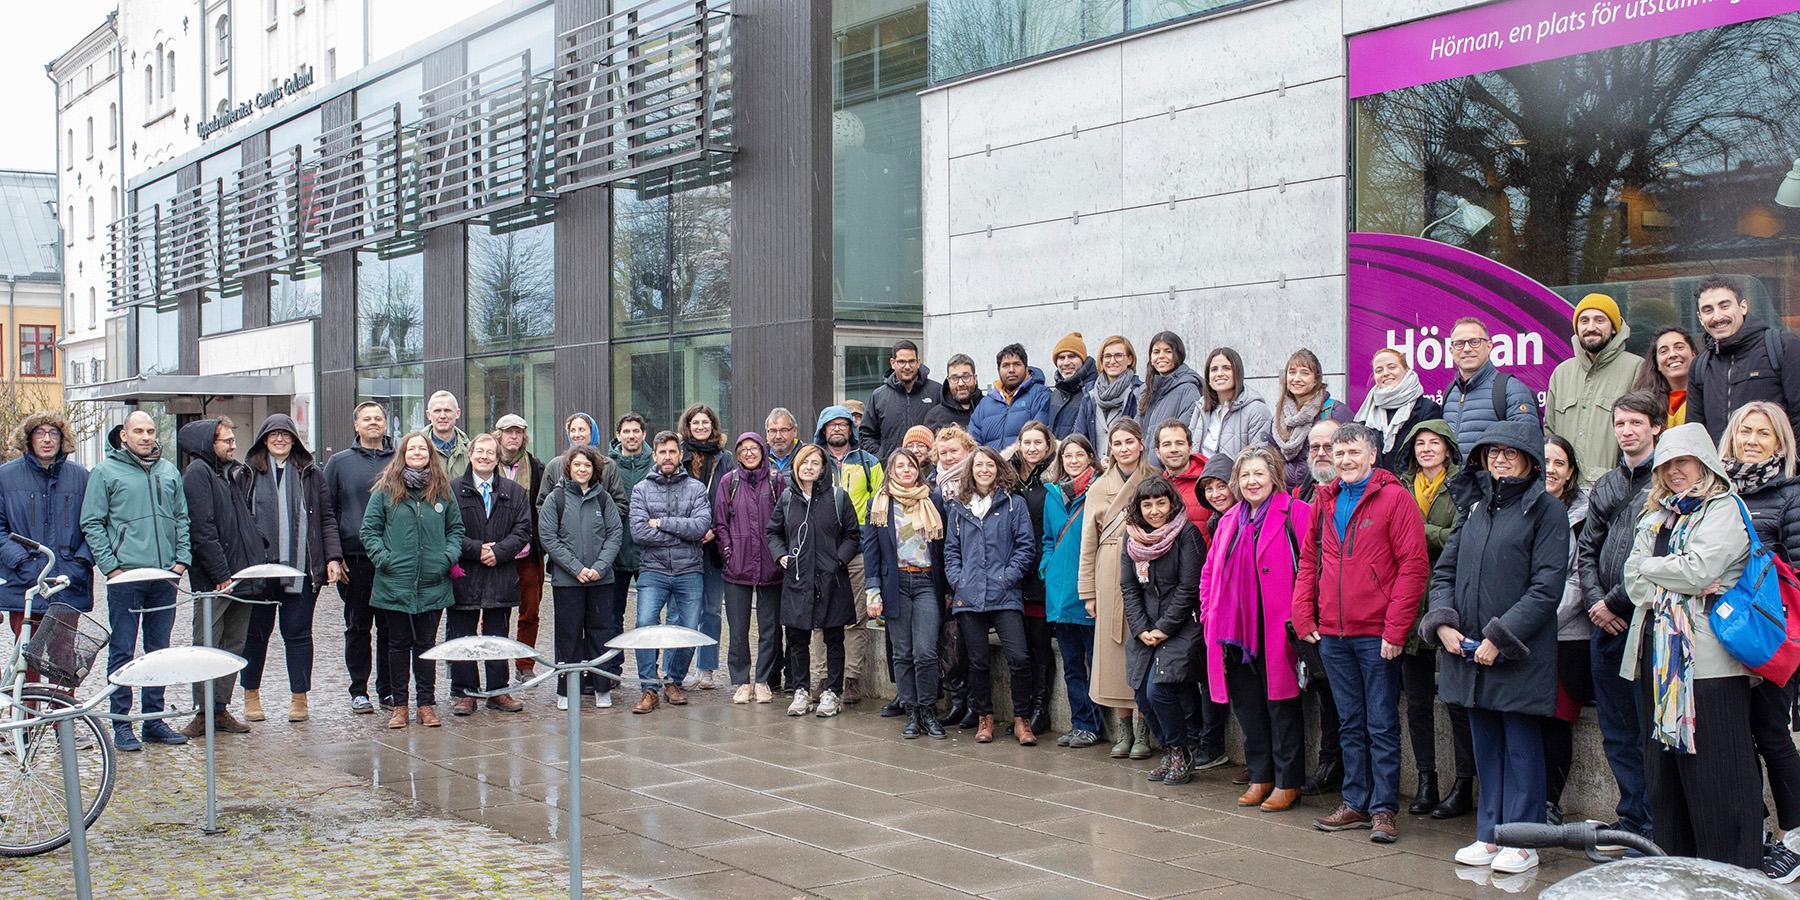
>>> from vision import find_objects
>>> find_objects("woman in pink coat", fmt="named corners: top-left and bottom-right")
top-left (1200, 445), bottom-right (1310, 813)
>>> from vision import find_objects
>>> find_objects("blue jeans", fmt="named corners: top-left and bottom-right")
top-left (1318, 635), bottom-right (1403, 814)
top-left (634, 571), bottom-right (703, 686)
top-left (1590, 628), bottom-right (1652, 833)
top-left (888, 570), bottom-right (941, 706)
top-left (1053, 623), bottom-right (1104, 733)
top-left (1137, 677), bottom-right (1204, 749)
top-left (107, 580), bottom-right (177, 718)
top-left (1468, 708), bottom-right (1546, 844)
top-left (695, 563), bottom-right (725, 672)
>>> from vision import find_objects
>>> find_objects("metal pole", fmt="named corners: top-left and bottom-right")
top-left (566, 667), bottom-right (582, 900)
top-left (56, 715), bottom-right (93, 900)
top-left (201, 593), bottom-right (220, 834)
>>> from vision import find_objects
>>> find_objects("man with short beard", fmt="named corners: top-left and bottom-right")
top-left (924, 354), bottom-right (980, 432)
top-left (1546, 294), bottom-right (1641, 486)
top-left (493, 415), bottom-right (547, 678)
top-left (1292, 420), bottom-right (1340, 505)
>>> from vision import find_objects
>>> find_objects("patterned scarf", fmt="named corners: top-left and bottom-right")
top-left (1725, 456), bottom-right (1784, 496)
top-left (1272, 389), bottom-right (1325, 460)
top-left (870, 479), bottom-right (943, 539)
top-left (1649, 493), bottom-right (1704, 753)
top-left (1126, 520), bottom-right (1184, 582)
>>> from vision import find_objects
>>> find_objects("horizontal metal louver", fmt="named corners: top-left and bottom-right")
top-left (312, 103), bottom-right (410, 254)
top-left (230, 143), bottom-right (313, 278)
top-left (104, 205), bottom-right (160, 308)
top-left (161, 181), bottom-right (220, 294)
top-left (415, 53), bottom-right (551, 228)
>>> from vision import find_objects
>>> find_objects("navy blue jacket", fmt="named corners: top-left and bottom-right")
top-left (968, 368), bottom-right (1053, 449)
top-left (860, 493), bottom-right (949, 624)
top-left (944, 491), bottom-right (1037, 613)
top-left (0, 454), bottom-right (94, 612)
top-left (1442, 362), bottom-right (1539, 452)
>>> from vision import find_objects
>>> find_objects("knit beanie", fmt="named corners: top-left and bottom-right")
top-left (903, 425), bottom-right (935, 449)
top-left (1573, 293), bottom-right (1622, 333)
top-left (1052, 332), bottom-right (1088, 362)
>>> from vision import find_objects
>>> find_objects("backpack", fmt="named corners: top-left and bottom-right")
top-left (1711, 496), bottom-right (1800, 685)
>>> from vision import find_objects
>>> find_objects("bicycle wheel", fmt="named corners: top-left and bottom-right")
top-left (0, 686), bottom-right (116, 856)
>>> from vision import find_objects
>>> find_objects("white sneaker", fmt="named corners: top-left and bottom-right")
top-left (596, 691), bottom-right (612, 709)
top-left (815, 690), bottom-right (842, 718)
top-left (556, 695), bottom-right (569, 711)
top-left (696, 670), bottom-right (714, 690)
top-left (682, 672), bottom-right (700, 690)
top-left (732, 684), bottom-right (754, 704)
top-left (754, 684), bottom-right (773, 704)
top-left (1490, 848), bottom-right (1538, 874)
top-left (1454, 840), bottom-right (1500, 867)
top-left (786, 688), bottom-right (812, 717)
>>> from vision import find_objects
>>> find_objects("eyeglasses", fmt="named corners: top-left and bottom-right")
top-left (30, 428), bottom-right (61, 439)
top-left (1488, 446), bottom-right (1525, 461)
top-left (1449, 338), bottom-right (1489, 350)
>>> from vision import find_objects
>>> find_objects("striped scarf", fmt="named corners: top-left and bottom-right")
top-left (1649, 494), bottom-right (1704, 753)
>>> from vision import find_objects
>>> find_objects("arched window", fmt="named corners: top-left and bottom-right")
top-left (65, 205), bottom-right (73, 245)
top-left (88, 289), bottom-right (97, 327)
top-left (216, 15), bottom-right (230, 62)
top-left (108, 103), bottom-right (118, 146)
top-left (109, 187), bottom-right (118, 222)
top-left (155, 43), bottom-right (164, 100)
top-left (166, 51), bottom-right (175, 96)
top-left (143, 65), bottom-right (153, 107)
top-left (85, 117), bottom-right (93, 157)
top-left (65, 129), bottom-right (73, 167)
top-left (86, 197), bottom-right (95, 238)
top-left (216, 98), bottom-right (228, 116)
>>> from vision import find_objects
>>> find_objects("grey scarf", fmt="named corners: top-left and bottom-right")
top-left (254, 460), bottom-right (308, 593)
top-left (1272, 390), bottom-right (1325, 461)
top-left (1089, 373), bottom-right (1137, 436)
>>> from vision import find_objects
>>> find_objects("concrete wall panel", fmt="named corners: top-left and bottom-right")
top-left (947, 124), bottom-right (1122, 235)
top-left (1122, 0), bottom-right (1342, 120)
top-left (1120, 78), bottom-right (1343, 208)
top-left (946, 211), bottom-right (1124, 313)
top-left (944, 45), bottom-right (1122, 157)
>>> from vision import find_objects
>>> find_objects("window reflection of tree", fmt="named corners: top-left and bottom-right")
top-left (612, 176), bottom-right (730, 331)
top-left (356, 244), bottom-right (424, 366)
top-left (469, 220), bottom-right (554, 351)
top-left (1355, 16), bottom-right (1800, 289)
top-left (928, 0), bottom-right (1124, 80)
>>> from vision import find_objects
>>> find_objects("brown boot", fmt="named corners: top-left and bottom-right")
top-left (289, 693), bottom-right (309, 722)
top-left (242, 689), bottom-right (265, 722)
top-left (843, 678), bottom-right (862, 705)
top-left (976, 715), bottom-right (995, 743)
top-left (387, 706), bottom-right (410, 729)
top-left (1237, 783), bottom-right (1274, 807)
top-left (1013, 717), bottom-right (1037, 746)
top-left (633, 690), bottom-right (660, 714)
top-left (1260, 787), bottom-right (1302, 812)
top-left (664, 684), bottom-right (689, 706)
top-left (451, 698), bottom-right (478, 716)
top-left (486, 694), bottom-right (525, 713)
top-left (214, 709), bottom-right (252, 733)
top-left (418, 705), bottom-right (442, 727)
top-left (180, 716), bottom-right (207, 739)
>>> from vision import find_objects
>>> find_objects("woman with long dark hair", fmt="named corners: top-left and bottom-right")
top-left (1008, 420), bottom-right (1060, 736)
top-left (1081, 419), bottom-right (1151, 758)
top-left (946, 446), bottom-right (1039, 745)
top-left (1187, 346), bottom-right (1272, 462)
top-left (1541, 432), bottom-right (1592, 824)
top-left (1042, 434), bottom-right (1103, 747)
top-left (679, 402), bottom-right (733, 689)
top-left (361, 432), bottom-right (465, 729)
top-left (1138, 332), bottom-right (1204, 448)
top-left (1630, 326), bottom-right (1697, 427)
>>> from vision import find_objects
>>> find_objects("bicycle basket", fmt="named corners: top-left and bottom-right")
top-left (22, 603), bottom-right (109, 688)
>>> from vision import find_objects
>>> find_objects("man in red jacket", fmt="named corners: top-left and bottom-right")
top-left (1292, 423), bottom-right (1429, 844)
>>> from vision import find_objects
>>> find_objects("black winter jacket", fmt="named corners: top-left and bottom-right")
top-left (1734, 472), bottom-right (1800, 565)
top-left (1690, 318), bottom-right (1800, 441)
top-left (861, 366), bottom-right (944, 461)
top-left (324, 437), bottom-right (395, 557)
top-left (1119, 523), bottom-right (1203, 685)
top-left (240, 414), bottom-right (344, 585)
top-left (1577, 453), bottom-right (1655, 620)
top-left (178, 419), bottom-right (268, 589)
top-left (1376, 395), bottom-right (1446, 474)
top-left (453, 472), bottom-right (533, 608)
top-left (1421, 439), bottom-right (1568, 717)
top-left (923, 381), bottom-right (978, 432)
top-left (768, 481), bottom-right (860, 630)
top-left (1045, 358), bottom-right (1098, 439)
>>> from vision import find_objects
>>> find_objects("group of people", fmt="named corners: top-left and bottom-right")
top-left (4, 274), bottom-right (1798, 881)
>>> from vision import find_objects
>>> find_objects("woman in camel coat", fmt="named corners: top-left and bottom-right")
top-left (1078, 418), bottom-right (1150, 758)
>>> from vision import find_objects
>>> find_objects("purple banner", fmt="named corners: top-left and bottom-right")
top-left (1349, 0), bottom-right (1800, 98)
top-left (1347, 233), bottom-right (1573, 408)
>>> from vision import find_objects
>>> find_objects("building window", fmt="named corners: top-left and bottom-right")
top-left (610, 166), bottom-right (731, 340)
top-left (69, 361), bottom-right (81, 385)
top-left (90, 358), bottom-right (102, 384)
top-left (268, 0), bottom-right (279, 26)
top-left (166, 51), bottom-right (175, 97)
top-left (467, 205), bottom-right (555, 355)
top-left (201, 278), bottom-right (245, 335)
top-left (85, 117), bottom-right (93, 158)
top-left (65, 130), bottom-right (73, 168)
top-left (65, 205), bottom-right (73, 246)
top-left (108, 103), bottom-right (118, 146)
top-left (18, 326), bottom-right (55, 378)
top-left (134, 304), bottom-right (179, 377)
top-left (356, 237), bottom-right (424, 366)
top-left (155, 43), bottom-right (164, 100)
top-left (356, 365), bottom-right (424, 437)
top-left (88, 288), bottom-right (96, 327)
top-left (271, 261), bottom-right (323, 322)
top-left (217, 15), bottom-right (230, 62)
top-left (86, 198), bottom-right (94, 239)
top-left (611, 335), bottom-right (733, 438)
top-left (326, 48), bottom-right (336, 80)
top-left (143, 65), bottom-right (153, 107)
top-left (109, 187), bottom-right (118, 223)
top-left (468, 351), bottom-right (555, 447)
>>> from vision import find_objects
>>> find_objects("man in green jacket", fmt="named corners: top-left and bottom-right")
top-left (426, 390), bottom-right (472, 479)
top-left (1547, 294), bottom-right (1643, 488)
top-left (610, 412), bottom-right (655, 637)
top-left (81, 411), bottom-right (192, 751)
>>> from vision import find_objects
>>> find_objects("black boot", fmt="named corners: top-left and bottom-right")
top-left (900, 705), bottom-right (922, 739)
top-left (1408, 771), bottom-right (1440, 815)
top-left (880, 697), bottom-right (907, 718)
top-left (943, 678), bottom-right (969, 729)
top-left (960, 706), bottom-right (980, 729)
top-left (1030, 681), bottom-right (1053, 735)
top-left (1300, 758), bottom-right (1342, 796)
top-left (1431, 776), bottom-right (1474, 819)
top-left (920, 706), bottom-right (946, 739)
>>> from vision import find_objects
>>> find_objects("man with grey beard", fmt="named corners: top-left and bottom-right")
top-left (1290, 418), bottom-right (1342, 795)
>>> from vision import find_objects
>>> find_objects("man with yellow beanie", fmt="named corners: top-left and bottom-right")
top-left (1546, 293), bottom-right (1642, 487)
top-left (1045, 332), bottom-right (1098, 439)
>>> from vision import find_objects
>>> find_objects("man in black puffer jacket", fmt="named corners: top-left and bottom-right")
top-left (179, 417), bottom-right (269, 735)
top-left (1575, 390), bottom-right (1663, 840)
top-left (1689, 275), bottom-right (1800, 440)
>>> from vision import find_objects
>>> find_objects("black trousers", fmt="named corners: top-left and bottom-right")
top-left (555, 584), bottom-right (618, 695)
top-left (1752, 675), bottom-right (1800, 832)
top-left (1306, 677), bottom-right (1342, 767)
top-left (1023, 614), bottom-right (1055, 713)
top-left (242, 580), bottom-right (320, 693)
top-left (1643, 673), bottom-right (1762, 868)
top-left (447, 607), bottom-right (513, 697)
top-left (379, 608), bottom-right (442, 707)
top-left (787, 625), bottom-right (844, 695)
top-left (610, 568), bottom-right (635, 635)
top-left (1227, 652), bottom-right (1305, 788)
top-left (341, 555), bottom-right (393, 704)
top-left (957, 609), bottom-right (1032, 718)
top-left (1399, 651), bottom-right (1476, 779)
top-left (725, 582), bottom-right (782, 687)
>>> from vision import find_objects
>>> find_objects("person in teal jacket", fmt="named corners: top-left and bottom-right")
top-left (1041, 433), bottom-right (1102, 748)
top-left (361, 432), bottom-right (465, 729)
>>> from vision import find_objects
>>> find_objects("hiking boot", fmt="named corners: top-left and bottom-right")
top-left (1110, 710), bottom-right (1132, 758)
top-left (664, 684), bottom-right (688, 706)
top-left (633, 690), bottom-right (660, 714)
top-left (289, 693), bottom-right (310, 722)
top-left (920, 708), bottom-right (946, 739)
top-left (1013, 717), bottom-right (1037, 746)
top-left (418, 706), bottom-right (441, 727)
top-left (1313, 803), bottom-right (1371, 832)
top-left (451, 698), bottom-right (478, 716)
top-left (1129, 713), bottom-right (1152, 759)
top-left (242, 689), bottom-right (265, 722)
top-left (975, 715), bottom-right (994, 743)
top-left (487, 694), bottom-right (525, 712)
top-left (901, 707), bottom-right (922, 739)
top-left (1370, 811), bottom-right (1399, 843)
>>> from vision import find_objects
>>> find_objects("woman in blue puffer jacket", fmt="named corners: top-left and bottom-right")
top-left (946, 446), bottom-right (1038, 746)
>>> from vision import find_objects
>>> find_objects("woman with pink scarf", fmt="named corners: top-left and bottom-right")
top-left (1120, 475), bottom-right (1206, 786)
top-left (1200, 446), bottom-right (1310, 813)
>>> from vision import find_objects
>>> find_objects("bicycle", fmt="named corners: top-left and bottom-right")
top-left (0, 533), bottom-right (115, 857)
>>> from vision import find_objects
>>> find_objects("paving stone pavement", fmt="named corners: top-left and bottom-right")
top-left (0, 585), bottom-right (1696, 898)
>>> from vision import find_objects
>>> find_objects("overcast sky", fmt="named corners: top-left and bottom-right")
top-left (0, 2), bottom-right (121, 172)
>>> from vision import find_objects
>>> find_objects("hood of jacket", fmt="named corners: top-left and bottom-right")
top-left (1653, 422), bottom-right (1730, 483)
top-left (984, 367), bottom-right (1047, 405)
top-left (178, 419), bottom-right (231, 472)
top-left (814, 405), bottom-right (861, 448)
top-left (731, 432), bottom-right (772, 481)
top-left (1574, 321), bottom-right (1634, 374)
top-left (1468, 419), bottom-right (1546, 469)
top-left (1148, 364), bottom-right (1204, 406)
top-left (569, 413), bottom-right (601, 448)
top-left (10, 411), bottom-right (76, 458)
top-left (1198, 453), bottom-right (1234, 486)
top-left (884, 365), bottom-right (933, 396)
top-left (1401, 418), bottom-right (1462, 473)
top-left (247, 413), bottom-right (315, 472)
top-left (1053, 357), bottom-right (1098, 396)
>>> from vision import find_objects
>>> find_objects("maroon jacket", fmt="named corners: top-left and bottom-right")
top-left (1290, 467), bottom-right (1429, 646)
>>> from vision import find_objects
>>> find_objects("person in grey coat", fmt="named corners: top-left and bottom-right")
top-left (1138, 332), bottom-right (1205, 457)
top-left (1421, 419), bottom-right (1568, 873)
top-left (1187, 346), bottom-right (1275, 462)
top-left (540, 444), bottom-right (625, 708)
top-left (627, 432), bottom-right (713, 713)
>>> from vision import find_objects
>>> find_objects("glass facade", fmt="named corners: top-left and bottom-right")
top-left (355, 237), bottom-right (425, 367)
top-left (134, 302), bottom-right (179, 376)
top-left (271, 261), bottom-right (323, 322)
top-left (467, 206), bottom-right (555, 354)
top-left (357, 364), bottom-right (426, 438)
top-left (834, 2), bottom-right (926, 324)
top-left (611, 168), bottom-right (732, 341)
top-left (468, 350), bottom-right (556, 443)
top-left (1352, 13), bottom-right (1800, 352)
top-left (927, 0), bottom-right (1250, 82)
top-left (611, 333), bottom-right (732, 438)
top-left (201, 278), bottom-right (244, 335)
